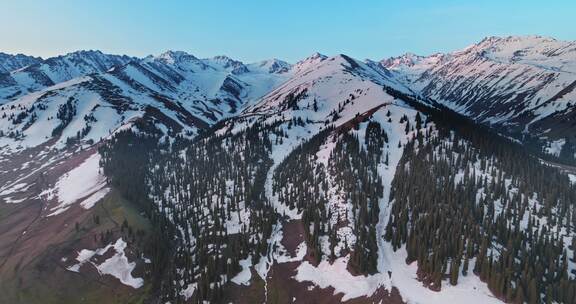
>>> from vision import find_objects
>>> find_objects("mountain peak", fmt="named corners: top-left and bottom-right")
top-left (250, 58), bottom-right (291, 74)
top-left (467, 35), bottom-right (569, 55)
top-left (380, 52), bottom-right (444, 72)
top-left (65, 49), bottom-right (104, 56)
top-left (0, 51), bottom-right (43, 61)
top-left (211, 55), bottom-right (241, 63)
top-left (478, 34), bottom-right (557, 45)
top-left (155, 50), bottom-right (199, 64)
top-left (459, 35), bottom-right (576, 71)
top-left (0, 52), bottom-right (42, 73)
top-left (380, 53), bottom-right (424, 68)
top-left (45, 49), bottom-right (136, 67)
top-left (207, 55), bottom-right (248, 74)
top-left (307, 52), bottom-right (328, 61)
top-left (292, 52), bottom-right (328, 74)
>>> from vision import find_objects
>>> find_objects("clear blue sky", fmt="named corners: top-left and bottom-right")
top-left (1, 0), bottom-right (574, 63)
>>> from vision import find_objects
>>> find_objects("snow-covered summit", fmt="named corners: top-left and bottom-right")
top-left (380, 35), bottom-right (576, 142)
top-left (248, 58), bottom-right (291, 74)
top-left (205, 55), bottom-right (249, 74)
top-left (0, 52), bottom-right (42, 74)
top-left (381, 52), bottom-right (423, 68)
top-left (152, 50), bottom-right (200, 65)
top-left (380, 52), bottom-right (444, 71)
top-left (292, 52), bottom-right (328, 74)
top-left (383, 35), bottom-right (576, 74)
top-left (44, 50), bottom-right (136, 71)
top-left (0, 50), bottom-right (292, 153)
top-left (0, 50), bottom-right (136, 102)
top-left (460, 35), bottom-right (576, 73)
top-left (244, 53), bottom-right (403, 116)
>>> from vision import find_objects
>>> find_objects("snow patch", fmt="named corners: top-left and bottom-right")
top-left (67, 238), bottom-right (143, 289)
top-left (225, 199), bottom-right (250, 235)
top-left (180, 282), bottom-right (197, 300)
top-left (569, 174), bottom-right (576, 185)
top-left (96, 243), bottom-right (144, 289)
top-left (295, 256), bottom-right (386, 301)
top-left (383, 245), bottom-right (501, 304)
top-left (79, 187), bottom-right (110, 209)
top-left (0, 182), bottom-right (31, 196)
top-left (231, 256), bottom-right (253, 286)
top-left (545, 139), bottom-right (566, 157)
top-left (48, 153), bottom-right (108, 216)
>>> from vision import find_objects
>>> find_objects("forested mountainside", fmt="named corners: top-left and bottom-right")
top-left (97, 54), bottom-right (575, 303)
top-left (96, 84), bottom-right (576, 304)
top-left (386, 94), bottom-right (576, 303)
top-left (1, 36), bottom-right (575, 304)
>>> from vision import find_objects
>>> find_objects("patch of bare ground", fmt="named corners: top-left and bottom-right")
top-left (0, 146), bottom-right (99, 276)
top-left (223, 219), bottom-right (405, 304)
top-left (0, 144), bottom-right (151, 304)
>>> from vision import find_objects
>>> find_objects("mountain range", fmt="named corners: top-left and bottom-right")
top-left (0, 35), bottom-right (575, 304)
top-left (1, 35), bottom-right (574, 160)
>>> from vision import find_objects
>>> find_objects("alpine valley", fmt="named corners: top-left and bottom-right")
top-left (0, 35), bottom-right (575, 304)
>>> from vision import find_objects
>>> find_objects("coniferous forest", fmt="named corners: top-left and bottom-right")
top-left (94, 88), bottom-right (576, 303)
top-left (384, 90), bottom-right (576, 303)
top-left (100, 120), bottom-right (283, 303)
top-left (91, 79), bottom-right (576, 304)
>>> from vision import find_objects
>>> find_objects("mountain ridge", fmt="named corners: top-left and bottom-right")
top-left (1, 35), bottom-right (576, 304)
top-left (381, 35), bottom-right (576, 162)
top-left (2, 35), bottom-right (576, 160)
top-left (0, 52), bottom-right (42, 74)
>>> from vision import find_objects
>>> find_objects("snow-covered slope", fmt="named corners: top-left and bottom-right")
top-left (0, 50), bottom-right (292, 154)
top-left (247, 58), bottom-right (291, 74)
top-left (0, 50), bottom-right (136, 102)
top-left (382, 35), bottom-right (576, 141)
top-left (0, 52), bottom-right (42, 74)
top-left (131, 51), bottom-right (292, 118)
top-left (242, 53), bottom-right (404, 115)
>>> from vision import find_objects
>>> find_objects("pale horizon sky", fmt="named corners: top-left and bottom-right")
top-left (1, 0), bottom-right (574, 63)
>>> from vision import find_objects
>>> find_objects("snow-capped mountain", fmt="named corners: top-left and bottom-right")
top-left (0, 50), bottom-right (136, 102)
top-left (0, 50), bottom-right (291, 154)
top-left (241, 53), bottom-right (406, 116)
top-left (382, 35), bottom-right (576, 144)
top-left (1, 38), bottom-right (576, 304)
top-left (248, 58), bottom-right (292, 74)
top-left (130, 50), bottom-right (575, 303)
top-left (0, 52), bottom-right (42, 73)
top-left (146, 52), bottom-right (461, 303)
